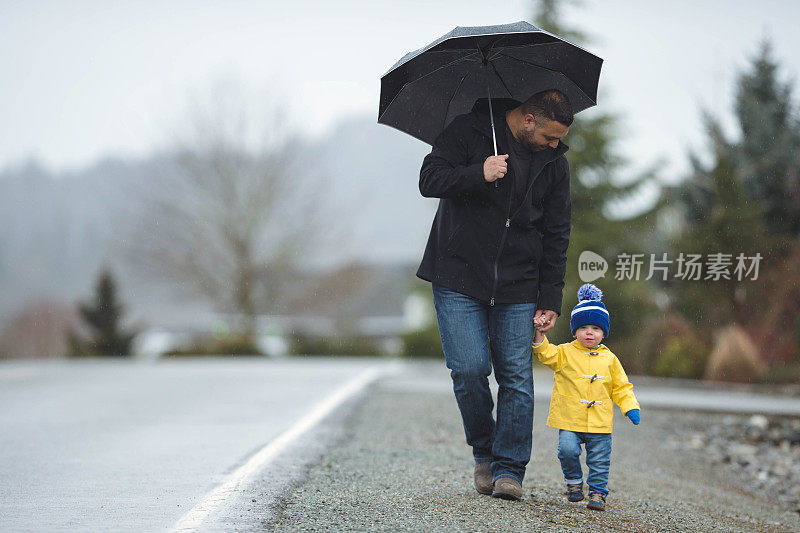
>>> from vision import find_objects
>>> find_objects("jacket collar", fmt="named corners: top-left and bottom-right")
top-left (469, 98), bottom-right (569, 161)
top-left (571, 339), bottom-right (608, 355)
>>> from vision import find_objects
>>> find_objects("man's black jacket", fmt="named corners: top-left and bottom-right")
top-left (416, 98), bottom-right (571, 314)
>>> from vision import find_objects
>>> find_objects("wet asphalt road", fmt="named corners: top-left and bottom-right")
top-left (0, 357), bottom-right (389, 532)
top-left (2, 357), bottom-right (799, 532)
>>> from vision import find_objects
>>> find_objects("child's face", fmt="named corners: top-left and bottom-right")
top-left (575, 325), bottom-right (604, 349)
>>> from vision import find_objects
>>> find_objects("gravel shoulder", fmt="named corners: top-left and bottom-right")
top-left (225, 362), bottom-right (800, 532)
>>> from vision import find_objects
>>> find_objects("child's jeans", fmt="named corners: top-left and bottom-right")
top-left (557, 429), bottom-right (612, 495)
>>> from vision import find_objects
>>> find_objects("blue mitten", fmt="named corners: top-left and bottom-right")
top-left (625, 409), bottom-right (640, 425)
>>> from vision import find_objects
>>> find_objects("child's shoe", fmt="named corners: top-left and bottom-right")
top-left (566, 483), bottom-right (584, 502)
top-left (586, 491), bottom-right (606, 511)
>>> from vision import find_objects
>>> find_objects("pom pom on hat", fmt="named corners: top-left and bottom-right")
top-left (577, 283), bottom-right (603, 302)
top-left (570, 284), bottom-right (610, 337)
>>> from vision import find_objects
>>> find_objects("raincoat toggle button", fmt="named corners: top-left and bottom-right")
top-left (580, 399), bottom-right (603, 407)
top-left (589, 351), bottom-right (600, 356)
top-left (582, 374), bottom-right (605, 382)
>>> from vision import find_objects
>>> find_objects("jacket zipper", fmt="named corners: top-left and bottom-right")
top-left (483, 110), bottom-right (564, 306)
top-left (490, 152), bottom-right (563, 306)
top-left (490, 189), bottom-right (514, 306)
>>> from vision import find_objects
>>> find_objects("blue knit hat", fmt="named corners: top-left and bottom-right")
top-left (570, 283), bottom-right (610, 337)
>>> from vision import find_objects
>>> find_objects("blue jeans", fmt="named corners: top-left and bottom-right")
top-left (432, 283), bottom-right (536, 483)
top-left (557, 429), bottom-right (612, 495)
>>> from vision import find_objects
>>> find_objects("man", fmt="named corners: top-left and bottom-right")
top-left (416, 90), bottom-right (573, 500)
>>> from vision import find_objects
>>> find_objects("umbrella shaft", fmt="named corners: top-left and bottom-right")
top-left (487, 87), bottom-right (498, 157)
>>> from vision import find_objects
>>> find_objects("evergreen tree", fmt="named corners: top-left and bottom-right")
top-left (681, 41), bottom-right (800, 236)
top-left (530, 0), bottom-right (665, 370)
top-left (69, 269), bottom-right (136, 356)
top-left (736, 42), bottom-right (800, 235)
top-left (673, 131), bottom-right (763, 328)
top-left (673, 41), bottom-right (800, 367)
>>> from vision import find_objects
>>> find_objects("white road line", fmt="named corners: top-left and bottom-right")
top-left (171, 365), bottom-right (389, 532)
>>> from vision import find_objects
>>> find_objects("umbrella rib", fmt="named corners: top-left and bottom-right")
top-left (487, 58), bottom-right (514, 98)
top-left (401, 51), bottom-right (480, 86)
top-left (494, 51), bottom-right (595, 104)
top-left (442, 72), bottom-right (470, 132)
top-left (486, 36), bottom-right (511, 57)
top-left (494, 50), bottom-right (564, 75)
top-left (379, 52), bottom-right (480, 121)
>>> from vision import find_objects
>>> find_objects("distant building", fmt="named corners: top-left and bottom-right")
top-left (132, 262), bottom-right (427, 358)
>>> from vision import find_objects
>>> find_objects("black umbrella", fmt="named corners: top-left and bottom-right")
top-left (378, 21), bottom-right (602, 152)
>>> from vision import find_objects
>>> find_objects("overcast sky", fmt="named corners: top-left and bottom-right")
top-left (2, 0), bottom-right (800, 179)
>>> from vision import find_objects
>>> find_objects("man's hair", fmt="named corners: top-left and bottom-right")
top-left (520, 90), bottom-right (574, 126)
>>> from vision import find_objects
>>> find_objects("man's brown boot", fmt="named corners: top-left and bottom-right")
top-left (491, 477), bottom-right (523, 500)
top-left (473, 462), bottom-right (493, 495)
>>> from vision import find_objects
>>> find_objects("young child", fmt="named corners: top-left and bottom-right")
top-left (532, 283), bottom-right (640, 511)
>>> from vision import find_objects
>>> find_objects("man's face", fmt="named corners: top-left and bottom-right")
top-left (521, 115), bottom-right (569, 152)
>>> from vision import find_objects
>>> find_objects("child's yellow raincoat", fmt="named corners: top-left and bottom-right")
top-left (533, 336), bottom-right (639, 433)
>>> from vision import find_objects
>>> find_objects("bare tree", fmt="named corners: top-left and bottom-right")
top-left (129, 85), bottom-right (333, 339)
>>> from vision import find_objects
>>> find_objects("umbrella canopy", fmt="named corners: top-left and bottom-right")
top-left (378, 21), bottom-right (603, 146)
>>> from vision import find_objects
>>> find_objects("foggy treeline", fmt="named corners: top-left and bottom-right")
top-left (0, 106), bottom-right (433, 358)
top-left (1, 1), bottom-right (798, 387)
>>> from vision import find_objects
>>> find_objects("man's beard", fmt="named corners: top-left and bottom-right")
top-left (522, 127), bottom-right (548, 152)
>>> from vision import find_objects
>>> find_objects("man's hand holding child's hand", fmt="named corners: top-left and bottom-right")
top-left (533, 314), bottom-right (551, 344)
top-left (533, 310), bottom-right (558, 333)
